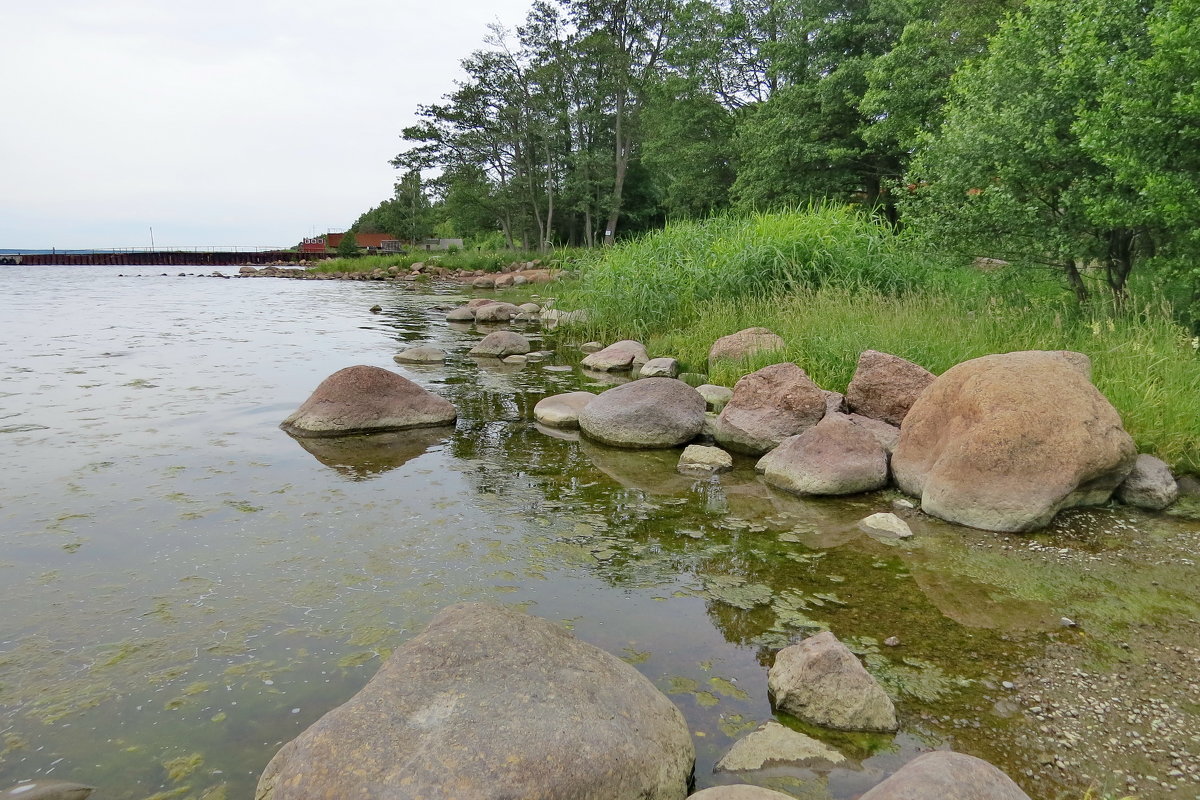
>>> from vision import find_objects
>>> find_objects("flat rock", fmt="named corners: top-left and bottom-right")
top-left (469, 331), bottom-right (531, 358)
top-left (713, 363), bottom-right (826, 455)
top-left (0, 781), bottom-right (93, 800)
top-left (696, 384), bottom-right (734, 412)
top-left (474, 302), bottom-right (522, 323)
top-left (677, 444), bottom-right (733, 476)
top-left (256, 604), bottom-right (694, 800)
top-left (845, 350), bottom-right (935, 426)
top-left (1115, 454), bottom-right (1178, 510)
top-left (468, 298), bottom-right (499, 309)
top-left (518, 302), bottom-right (542, 314)
top-left (445, 306), bottom-right (476, 322)
top-left (715, 721), bottom-right (845, 772)
top-left (756, 413), bottom-right (888, 496)
top-left (281, 365), bottom-right (456, 437)
top-left (687, 788), bottom-right (795, 800)
top-left (502, 354), bottom-right (527, 364)
top-left (768, 630), bottom-right (898, 732)
top-left (534, 391), bottom-right (596, 429)
top-left (709, 327), bottom-right (785, 367)
top-left (640, 357), bottom-right (680, 379)
top-left (858, 751), bottom-right (1031, 800)
top-left (393, 346), bottom-right (446, 364)
top-left (581, 340), bottom-right (649, 372)
top-left (580, 341), bottom-right (604, 354)
top-left (579, 378), bottom-right (706, 449)
top-left (859, 512), bottom-right (913, 538)
top-left (892, 350), bottom-right (1137, 532)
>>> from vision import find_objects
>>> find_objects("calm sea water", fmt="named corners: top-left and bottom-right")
top-left (0, 266), bottom-right (1192, 800)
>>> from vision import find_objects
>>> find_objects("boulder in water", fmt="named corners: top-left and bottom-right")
top-left (281, 365), bottom-right (456, 437)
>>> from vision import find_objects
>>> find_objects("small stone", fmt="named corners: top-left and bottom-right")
top-left (639, 357), bottom-right (680, 379)
top-left (884, 636), bottom-right (900, 647)
top-left (678, 445), bottom-right (733, 476)
top-left (1060, 617), bottom-right (1077, 628)
top-left (370, 305), bottom-right (382, 313)
top-left (580, 341), bottom-right (604, 354)
top-left (859, 512), bottom-right (913, 539)
top-left (502, 355), bottom-right (527, 364)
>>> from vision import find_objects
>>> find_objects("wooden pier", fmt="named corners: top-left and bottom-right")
top-left (2, 251), bottom-right (335, 267)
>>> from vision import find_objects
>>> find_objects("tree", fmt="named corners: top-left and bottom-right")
top-left (336, 229), bottom-right (359, 257)
top-left (901, 0), bottom-right (1169, 301)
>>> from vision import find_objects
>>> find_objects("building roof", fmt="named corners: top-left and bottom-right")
top-left (325, 232), bottom-right (396, 248)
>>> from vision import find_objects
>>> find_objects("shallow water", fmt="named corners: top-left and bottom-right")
top-left (1, 266), bottom-right (1197, 799)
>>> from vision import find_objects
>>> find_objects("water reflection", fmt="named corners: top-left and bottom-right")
top-left (286, 426), bottom-right (455, 480)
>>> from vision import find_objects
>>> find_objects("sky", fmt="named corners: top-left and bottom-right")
top-left (0, 0), bottom-right (533, 250)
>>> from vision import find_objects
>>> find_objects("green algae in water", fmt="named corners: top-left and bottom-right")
top-left (162, 752), bottom-right (204, 782)
top-left (708, 676), bottom-right (749, 701)
top-left (847, 636), bottom-right (974, 703)
top-left (700, 575), bottom-right (773, 610)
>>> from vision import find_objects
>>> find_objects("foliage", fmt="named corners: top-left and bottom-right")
top-left (335, 229), bottom-right (358, 258)
top-left (309, 248), bottom-right (583, 275)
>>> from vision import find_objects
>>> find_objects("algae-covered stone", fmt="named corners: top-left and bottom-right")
top-left (768, 630), bottom-right (898, 732)
top-left (256, 603), bottom-right (695, 800)
top-left (281, 365), bottom-right (456, 438)
top-left (715, 721), bottom-right (845, 772)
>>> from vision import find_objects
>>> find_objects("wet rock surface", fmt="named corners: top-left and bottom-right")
top-left (257, 603), bottom-right (695, 800)
top-left (579, 378), bottom-right (706, 449)
top-left (281, 365), bottom-right (457, 437)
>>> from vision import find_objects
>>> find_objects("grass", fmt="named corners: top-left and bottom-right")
top-left (557, 208), bottom-right (1200, 474)
top-left (308, 248), bottom-right (583, 275)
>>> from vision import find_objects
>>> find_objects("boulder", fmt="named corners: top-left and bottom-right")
top-left (238, 266), bottom-right (258, 275)
top-left (858, 751), bottom-right (1032, 800)
top-left (640, 357), bottom-right (680, 379)
top-left (518, 303), bottom-right (542, 315)
top-left (846, 413), bottom-right (901, 454)
top-left (512, 275), bottom-right (528, 287)
top-left (393, 346), bottom-right (446, 364)
top-left (475, 302), bottom-right (522, 323)
top-left (469, 331), bottom-right (531, 358)
top-left (892, 350), bottom-right (1137, 532)
top-left (845, 350), bottom-right (936, 426)
top-left (472, 275), bottom-right (496, 288)
top-left (1115, 454), bottom-right (1178, 510)
top-left (579, 378), bottom-right (706, 449)
top-left (256, 604), bottom-right (695, 800)
top-left (281, 366), bottom-right (456, 437)
top-left (709, 327), bottom-right (785, 367)
top-left (713, 364), bottom-right (826, 455)
top-left (581, 340), bottom-right (650, 372)
top-left (468, 298), bottom-right (498, 310)
top-left (580, 341), bottom-right (604, 354)
top-left (534, 392), bottom-right (596, 429)
top-left (823, 390), bottom-right (847, 415)
top-left (502, 355), bottom-right (527, 364)
top-left (768, 630), bottom-right (897, 732)
top-left (715, 721), bottom-right (845, 772)
top-left (677, 444), bottom-right (733, 476)
top-left (696, 384), bottom-right (734, 413)
top-left (445, 306), bottom-right (476, 322)
top-left (493, 273), bottom-right (515, 288)
top-left (756, 413), bottom-right (889, 496)
top-left (687, 788), bottom-right (795, 800)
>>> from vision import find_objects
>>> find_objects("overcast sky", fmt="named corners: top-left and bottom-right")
top-left (0, 0), bottom-right (533, 250)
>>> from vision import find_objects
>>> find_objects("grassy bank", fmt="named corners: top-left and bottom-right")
top-left (559, 209), bottom-right (1200, 474)
top-left (309, 248), bottom-right (582, 275)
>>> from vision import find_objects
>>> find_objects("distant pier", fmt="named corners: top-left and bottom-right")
top-left (1, 249), bottom-right (336, 267)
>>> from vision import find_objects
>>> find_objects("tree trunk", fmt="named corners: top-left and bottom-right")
top-left (604, 93), bottom-right (629, 246)
top-left (1105, 228), bottom-right (1134, 300)
top-left (1064, 259), bottom-right (1089, 303)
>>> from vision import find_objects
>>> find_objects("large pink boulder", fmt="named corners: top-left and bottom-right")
top-left (756, 413), bottom-right (889, 496)
top-left (845, 350), bottom-right (935, 426)
top-left (892, 351), bottom-right (1137, 532)
top-left (281, 365), bottom-right (456, 437)
top-left (859, 751), bottom-right (1031, 800)
top-left (708, 327), bottom-right (785, 367)
top-left (712, 363), bottom-right (826, 455)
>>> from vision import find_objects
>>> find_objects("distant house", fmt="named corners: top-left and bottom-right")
top-left (325, 232), bottom-right (399, 252)
top-left (415, 238), bottom-right (464, 251)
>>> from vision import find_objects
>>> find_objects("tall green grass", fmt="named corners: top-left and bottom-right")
top-left (560, 206), bottom-right (950, 339)
top-left (560, 208), bottom-right (1200, 473)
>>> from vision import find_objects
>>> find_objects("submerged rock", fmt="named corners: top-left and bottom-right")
top-left (581, 340), bottom-right (650, 372)
top-left (579, 378), bottom-right (706, 449)
top-left (845, 350), bottom-right (935, 426)
top-left (713, 363), bottom-right (826, 455)
top-left (0, 782), bottom-right (93, 800)
top-left (859, 512), bottom-right (913, 539)
top-left (677, 444), bottom-right (733, 476)
top-left (756, 413), bottom-right (888, 496)
top-left (445, 306), bottom-right (476, 322)
top-left (469, 331), bottom-right (531, 358)
top-left (708, 327), bottom-right (785, 367)
top-left (393, 345), bottom-right (446, 364)
top-left (892, 350), bottom-right (1137, 532)
top-left (768, 630), bottom-right (898, 732)
top-left (534, 391), bottom-right (596, 430)
top-left (256, 603), bottom-right (695, 800)
top-left (1115, 454), bottom-right (1178, 510)
top-left (858, 751), bottom-right (1031, 800)
top-left (715, 721), bottom-right (845, 772)
top-left (281, 365), bottom-right (456, 437)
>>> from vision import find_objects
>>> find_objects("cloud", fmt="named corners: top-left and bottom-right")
top-left (0, 0), bottom-right (532, 248)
